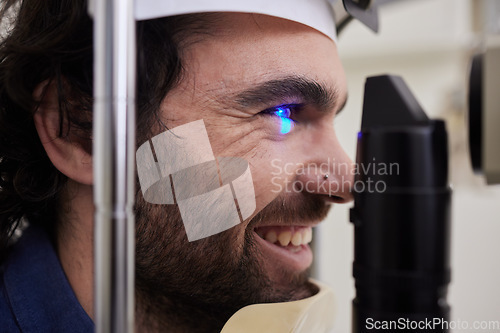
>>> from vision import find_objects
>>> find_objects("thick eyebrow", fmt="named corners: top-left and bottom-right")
top-left (231, 75), bottom-right (345, 114)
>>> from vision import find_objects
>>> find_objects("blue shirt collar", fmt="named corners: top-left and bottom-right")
top-left (3, 225), bottom-right (94, 332)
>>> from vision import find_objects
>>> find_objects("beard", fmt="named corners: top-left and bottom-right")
top-left (134, 189), bottom-right (331, 332)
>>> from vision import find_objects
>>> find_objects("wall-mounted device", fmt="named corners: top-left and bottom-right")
top-left (468, 36), bottom-right (500, 185)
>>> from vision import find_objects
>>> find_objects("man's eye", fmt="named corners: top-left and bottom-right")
top-left (260, 104), bottom-right (300, 134)
top-left (273, 106), bottom-right (292, 119)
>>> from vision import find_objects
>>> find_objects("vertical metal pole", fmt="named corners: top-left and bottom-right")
top-left (93, 0), bottom-right (136, 332)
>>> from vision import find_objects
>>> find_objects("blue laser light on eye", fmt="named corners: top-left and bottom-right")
top-left (279, 117), bottom-right (293, 134)
top-left (275, 107), bottom-right (288, 118)
top-left (275, 107), bottom-right (294, 134)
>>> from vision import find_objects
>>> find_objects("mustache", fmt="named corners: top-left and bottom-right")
top-left (247, 192), bottom-right (331, 229)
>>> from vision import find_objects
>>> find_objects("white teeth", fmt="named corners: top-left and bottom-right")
top-left (303, 228), bottom-right (313, 244)
top-left (261, 227), bottom-right (313, 247)
top-left (278, 231), bottom-right (292, 246)
top-left (265, 231), bottom-right (277, 244)
top-left (291, 232), bottom-right (302, 246)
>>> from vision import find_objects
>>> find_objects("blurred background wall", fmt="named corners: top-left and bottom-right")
top-left (314, 0), bottom-right (500, 331)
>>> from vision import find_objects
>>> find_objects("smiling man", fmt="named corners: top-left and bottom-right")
top-left (0, 1), bottom-right (353, 332)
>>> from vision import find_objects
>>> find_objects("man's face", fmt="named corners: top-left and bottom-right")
top-left (135, 13), bottom-right (352, 327)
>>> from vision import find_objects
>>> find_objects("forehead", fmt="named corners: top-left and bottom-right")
top-left (177, 13), bottom-right (346, 97)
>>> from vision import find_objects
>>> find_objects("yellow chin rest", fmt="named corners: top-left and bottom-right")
top-left (220, 279), bottom-right (335, 333)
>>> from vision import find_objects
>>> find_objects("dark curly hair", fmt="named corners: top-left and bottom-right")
top-left (0, 0), bottom-right (213, 259)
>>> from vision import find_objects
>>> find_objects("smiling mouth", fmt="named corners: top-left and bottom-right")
top-left (255, 226), bottom-right (312, 248)
top-left (253, 226), bottom-right (314, 272)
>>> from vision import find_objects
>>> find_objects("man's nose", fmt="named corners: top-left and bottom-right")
top-left (295, 131), bottom-right (354, 204)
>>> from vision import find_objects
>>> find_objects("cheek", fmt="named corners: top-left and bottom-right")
top-left (203, 119), bottom-right (306, 214)
top-left (244, 140), bottom-right (305, 213)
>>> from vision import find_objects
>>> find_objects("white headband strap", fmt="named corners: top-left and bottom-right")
top-left (134, 0), bottom-right (338, 43)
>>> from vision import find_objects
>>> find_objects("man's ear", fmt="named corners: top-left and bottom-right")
top-left (33, 80), bottom-right (93, 185)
